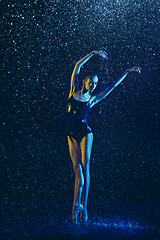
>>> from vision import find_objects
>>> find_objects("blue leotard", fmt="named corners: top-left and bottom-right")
top-left (66, 96), bottom-right (92, 143)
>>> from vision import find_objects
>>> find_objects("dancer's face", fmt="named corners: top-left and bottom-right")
top-left (84, 75), bottom-right (98, 92)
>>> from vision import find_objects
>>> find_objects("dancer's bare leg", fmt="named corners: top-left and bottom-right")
top-left (67, 136), bottom-right (84, 208)
top-left (80, 133), bottom-right (93, 220)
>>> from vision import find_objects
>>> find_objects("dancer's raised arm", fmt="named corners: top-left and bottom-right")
top-left (90, 67), bottom-right (142, 108)
top-left (69, 50), bottom-right (108, 98)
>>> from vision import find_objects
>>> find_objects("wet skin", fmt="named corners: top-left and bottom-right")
top-left (84, 76), bottom-right (98, 93)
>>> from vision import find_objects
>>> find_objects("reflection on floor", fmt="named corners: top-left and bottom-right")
top-left (0, 202), bottom-right (159, 240)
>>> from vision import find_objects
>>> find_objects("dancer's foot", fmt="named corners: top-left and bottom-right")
top-left (80, 209), bottom-right (88, 223)
top-left (72, 204), bottom-right (83, 223)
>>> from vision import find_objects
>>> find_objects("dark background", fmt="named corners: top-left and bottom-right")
top-left (1, 0), bottom-right (160, 210)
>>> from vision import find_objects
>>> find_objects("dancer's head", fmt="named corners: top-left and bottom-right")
top-left (83, 74), bottom-right (98, 93)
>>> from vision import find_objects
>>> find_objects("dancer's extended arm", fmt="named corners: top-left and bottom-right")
top-left (69, 50), bottom-right (108, 98)
top-left (90, 67), bottom-right (142, 107)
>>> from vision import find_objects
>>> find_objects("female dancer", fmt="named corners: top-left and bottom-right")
top-left (66, 50), bottom-right (141, 223)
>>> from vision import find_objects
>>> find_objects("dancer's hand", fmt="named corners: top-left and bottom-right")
top-left (125, 67), bottom-right (142, 73)
top-left (92, 50), bottom-right (108, 59)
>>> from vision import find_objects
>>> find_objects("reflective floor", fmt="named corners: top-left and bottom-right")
top-left (0, 202), bottom-right (159, 240)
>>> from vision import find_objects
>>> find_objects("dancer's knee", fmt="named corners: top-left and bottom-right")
top-left (83, 165), bottom-right (90, 177)
top-left (74, 163), bottom-right (84, 187)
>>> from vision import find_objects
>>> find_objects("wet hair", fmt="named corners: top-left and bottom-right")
top-left (84, 71), bottom-right (98, 82)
